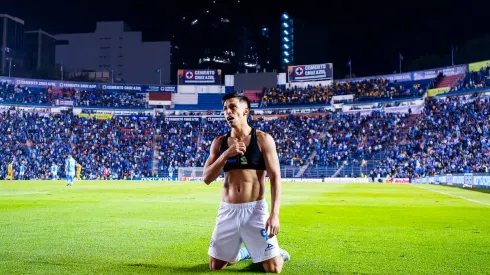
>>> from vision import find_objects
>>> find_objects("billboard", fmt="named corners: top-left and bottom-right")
top-left (234, 73), bottom-right (278, 90)
top-left (178, 69), bottom-right (222, 85)
top-left (0, 76), bottom-right (176, 93)
top-left (468, 60), bottom-right (490, 72)
top-left (337, 72), bottom-right (412, 84)
top-left (412, 64), bottom-right (467, 81)
top-left (288, 63), bottom-right (333, 82)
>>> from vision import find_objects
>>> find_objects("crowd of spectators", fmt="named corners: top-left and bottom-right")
top-left (261, 78), bottom-right (429, 107)
top-left (155, 116), bottom-right (202, 171)
top-left (0, 82), bottom-right (147, 108)
top-left (312, 112), bottom-right (413, 167)
top-left (0, 83), bottom-right (51, 104)
top-left (453, 66), bottom-right (490, 92)
top-left (2, 91), bottom-right (490, 180)
top-left (74, 90), bottom-right (146, 108)
top-left (377, 95), bottom-right (490, 178)
top-left (0, 111), bottom-right (153, 180)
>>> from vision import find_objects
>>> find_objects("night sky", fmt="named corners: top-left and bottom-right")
top-left (2, 0), bottom-right (489, 77)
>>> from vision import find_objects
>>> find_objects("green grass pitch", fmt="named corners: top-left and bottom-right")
top-left (0, 180), bottom-right (489, 274)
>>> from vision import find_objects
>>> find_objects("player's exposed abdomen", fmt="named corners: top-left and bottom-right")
top-left (221, 169), bottom-right (265, 204)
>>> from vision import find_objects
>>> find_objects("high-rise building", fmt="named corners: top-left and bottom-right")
top-left (25, 30), bottom-right (56, 78)
top-left (55, 21), bottom-right (171, 84)
top-left (258, 24), bottom-right (278, 72)
top-left (172, 1), bottom-right (269, 77)
top-left (280, 13), bottom-right (294, 70)
top-left (0, 14), bottom-right (25, 77)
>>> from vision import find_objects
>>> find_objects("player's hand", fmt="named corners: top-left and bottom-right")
top-left (265, 215), bottom-right (280, 238)
top-left (226, 140), bottom-right (246, 158)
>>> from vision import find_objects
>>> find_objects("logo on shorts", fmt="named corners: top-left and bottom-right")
top-left (260, 229), bottom-right (269, 241)
top-left (265, 243), bottom-right (275, 251)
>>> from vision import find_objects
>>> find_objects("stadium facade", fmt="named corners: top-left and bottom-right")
top-left (55, 21), bottom-right (171, 85)
top-left (0, 14), bottom-right (25, 77)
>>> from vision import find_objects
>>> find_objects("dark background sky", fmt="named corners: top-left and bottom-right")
top-left (2, 0), bottom-right (489, 77)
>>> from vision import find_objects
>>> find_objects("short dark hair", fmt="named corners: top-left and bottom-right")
top-left (222, 93), bottom-right (251, 109)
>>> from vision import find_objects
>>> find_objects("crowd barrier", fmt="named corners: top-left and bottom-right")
top-left (412, 173), bottom-right (490, 188)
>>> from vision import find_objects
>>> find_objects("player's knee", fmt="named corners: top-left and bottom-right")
top-left (209, 257), bottom-right (228, 270)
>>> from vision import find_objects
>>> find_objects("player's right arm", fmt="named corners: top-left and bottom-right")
top-left (203, 136), bottom-right (245, 185)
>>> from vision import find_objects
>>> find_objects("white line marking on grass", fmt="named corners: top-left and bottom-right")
top-left (413, 184), bottom-right (490, 206)
top-left (0, 191), bottom-right (49, 196)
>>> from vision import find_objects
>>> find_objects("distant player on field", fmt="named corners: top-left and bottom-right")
top-left (76, 163), bottom-right (82, 180)
top-left (168, 166), bottom-right (174, 179)
top-left (51, 162), bottom-right (58, 180)
top-left (203, 94), bottom-right (289, 273)
top-left (7, 161), bottom-right (13, 180)
top-left (65, 155), bottom-right (76, 186)
top-left (19, 163), bottom-right (26, 180)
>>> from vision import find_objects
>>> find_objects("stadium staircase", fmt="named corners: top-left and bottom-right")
top-left (332, 163), bottom-right (346, 177)
top-left (294, 131), bottom-right (327, 178)
top-left (151, 132), bottom-right (160, 177)
top-left (435, 74), bottom-right (464, 89)
top-left (243, 90), bottom-right (262, 103)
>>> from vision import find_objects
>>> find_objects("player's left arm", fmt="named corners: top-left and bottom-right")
top-left (259, 132), bottom-right (282, 238)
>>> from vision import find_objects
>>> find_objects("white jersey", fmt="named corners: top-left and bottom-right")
top-left (66, 158), bottom-right (76, 176)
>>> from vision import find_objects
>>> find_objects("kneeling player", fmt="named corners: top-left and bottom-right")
top-left (203, 94), bottom-right (289, 273)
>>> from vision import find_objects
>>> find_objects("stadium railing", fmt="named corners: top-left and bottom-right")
top-left (412, 173), bottom-right (490, 188)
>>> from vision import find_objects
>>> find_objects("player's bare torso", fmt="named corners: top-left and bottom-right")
top-left (220, 130), bottom-right (268, 204)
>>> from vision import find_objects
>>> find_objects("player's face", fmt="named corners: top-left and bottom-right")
top-left (223, 98), bottom-right (249, 127)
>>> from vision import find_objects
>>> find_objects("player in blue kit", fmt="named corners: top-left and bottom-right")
top-left (65, 155), bottom-right (77, 186)
top-left (19, 163), bottom-right (26, 180)
top-left (51, 162), bottom-right (58, 180)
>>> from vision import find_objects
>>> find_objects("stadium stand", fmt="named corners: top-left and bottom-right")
top-left (0, 82), bottom-right (148, 108)
top-left (261, 78), bottom-right (432, 107)
top-left (0, 112), bottom-right (153, 180)
top-left (75, 89), bottom-right (147, 108)
top-left (2, 61), bottom-right (490, 181)
top-left (0, 82), bottom-right (51, 104)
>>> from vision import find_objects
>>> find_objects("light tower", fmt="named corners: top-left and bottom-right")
top-left (280, 13), bottom-right (294, 71)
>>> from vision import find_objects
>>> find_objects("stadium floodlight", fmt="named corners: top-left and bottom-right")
top-left (282, 22), bottom-right (288, 28)
top-left (283, 58), bottom-right (289, 63)
top-left (282, 13), bottom-right (289, 20)
top-left (284, 51), bottom-right (289, 56)
top-left (283, 37), bottom-right (289, 42)
top-left (284, 44), bottom-right (289, 49)
top-left (283, 30), bottom-right (289, 35)
top-left (191, 19), bottom-right (198, 25)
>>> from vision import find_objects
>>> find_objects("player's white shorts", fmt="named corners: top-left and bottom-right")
top-left (67, 172), bottom-right (75, 177)
top-left (19, 172), bottom-right (24, 176)
top-left (208, 199), bottom-right (280, 263)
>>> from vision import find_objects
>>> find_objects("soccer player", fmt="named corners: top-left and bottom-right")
top-left (76, 163), bottom-right (82, 180)
top-left (203, 94), bottom-right (290, 273)
top-left (103, 167), bottom-right (109, 180)
top-left (168, 166), bottom-right (174, 179)
top-left (19, 163), bottom-right (26, 180)
top-left (51, 162), bottom-right (58, 180)
top-left (65, 155), bottom-right (76, 186)
top-left (7, 161), bottom-right (13, 180)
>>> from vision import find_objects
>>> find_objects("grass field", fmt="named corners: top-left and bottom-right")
top-left (1, 180), bottom-right (489, 274)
